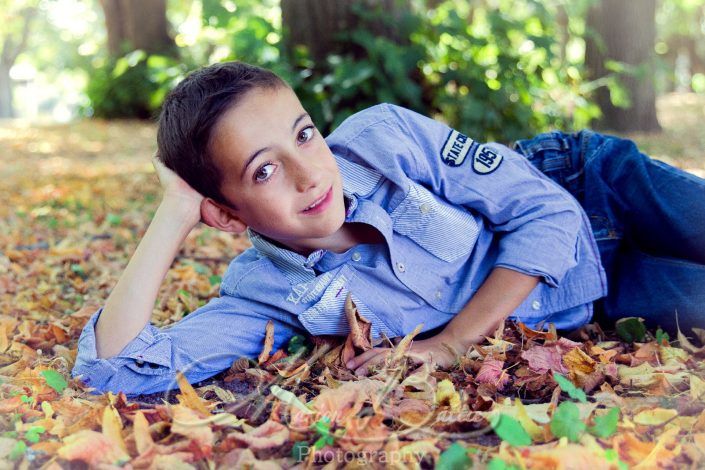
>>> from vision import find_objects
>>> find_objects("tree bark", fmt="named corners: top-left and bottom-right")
top-left (281, 0), bottom-right (408, 62)
top-left (0, 6), bottom-right (35, 118)
top-left (99, 0), bottom-right (175, 57)
top-left (585, 0), bottom-right (660, 132)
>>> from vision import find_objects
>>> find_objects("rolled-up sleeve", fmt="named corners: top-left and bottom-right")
top-left (72, 295), bottom-right (305, 396)
top-left (385, 104), bottom-right (583, 287)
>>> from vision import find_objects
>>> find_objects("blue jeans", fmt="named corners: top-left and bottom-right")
top-left (514, 130), bottom-right (705, 334)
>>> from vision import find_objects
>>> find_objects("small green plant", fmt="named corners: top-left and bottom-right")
top-left (41, 369), bottom-right (68, 394)
top-left (311, 416), bottom-right (335, 449)
top-left (552, 373), bottom-right (619, 442)
top-left (490, 413), bottom-right (532, 447)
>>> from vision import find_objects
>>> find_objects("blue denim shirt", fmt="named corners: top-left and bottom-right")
top-left (72, 104), bottom-right (607, 395)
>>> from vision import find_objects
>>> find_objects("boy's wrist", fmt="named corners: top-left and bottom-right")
top-left (157, 196), bottom-right (202, 230)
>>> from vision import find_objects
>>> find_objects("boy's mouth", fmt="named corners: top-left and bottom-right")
top-left (301, 186), bottom-right (333, 215)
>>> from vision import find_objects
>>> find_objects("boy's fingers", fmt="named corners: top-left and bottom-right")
top-left (346, 347), bottom-right (389, 370)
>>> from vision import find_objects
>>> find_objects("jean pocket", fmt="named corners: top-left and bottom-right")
top-left (589, 214), bottom-right (621, 241)
top-left (514, 132), bottom-right (576, 188)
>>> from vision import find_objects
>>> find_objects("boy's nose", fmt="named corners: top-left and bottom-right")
top-left (292, 158), bottom-right (323, 192)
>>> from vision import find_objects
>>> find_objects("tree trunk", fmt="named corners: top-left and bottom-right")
top-left (281, 0), bottom-right (408, 62)
top-left (99, 0), bottom-right (175, 57)
top-left (585, 0), bottom-right (660, 132)
top-left (0, 62), bottom-right (12, 118)
top-left (0, 6), bottom-right (35, 118)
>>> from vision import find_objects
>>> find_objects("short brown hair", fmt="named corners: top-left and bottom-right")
top-left (156, 61), bottom-right (287, 206)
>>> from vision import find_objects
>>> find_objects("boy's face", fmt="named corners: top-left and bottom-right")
top-left (209, 85), bottom-right (346, 254)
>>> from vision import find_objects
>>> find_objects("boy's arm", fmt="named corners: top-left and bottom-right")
top-left (346, 267), bottom-right (538, 374)
top-left (95, 157), bottom-right (203, 358)
top-left (435, 267), bottom-right (539, 350)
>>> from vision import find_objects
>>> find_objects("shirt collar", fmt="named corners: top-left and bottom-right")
top-left (246, 193), bottom-right (358, 285)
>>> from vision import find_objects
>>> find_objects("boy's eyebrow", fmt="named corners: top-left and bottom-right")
top-left (240, 112), bottom-right (311, 179)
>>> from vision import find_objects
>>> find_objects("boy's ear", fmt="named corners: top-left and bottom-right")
top-left (201, 198), bottom-right (247, 234)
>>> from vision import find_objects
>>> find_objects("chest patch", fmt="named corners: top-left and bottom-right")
top-left (472, 146), bottom-right (503, 174)
top-left (440, 130), bottom-right (478, 167)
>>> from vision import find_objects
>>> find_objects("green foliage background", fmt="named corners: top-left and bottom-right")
top-left (76, 0), bottom-right (703, 142)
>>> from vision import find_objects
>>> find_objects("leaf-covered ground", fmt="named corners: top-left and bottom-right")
top-left (1, 93), bottom-right (704, 469)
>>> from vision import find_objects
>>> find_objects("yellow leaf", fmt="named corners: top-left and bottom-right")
top-left (633, 426), bottom-right (680, 469)
top-left (514, 399), bottom-right (546, 442)
top-left (176, 371), bottom-right (210, 416)
top-left (101, 404), bottom-right (127, 454)
top-left (133, 411), bottom-right (153, 455)
top-left (564, 347), bottom-right (596, 375)
top-left (691, 375), bottom-right (705, 401)
top-left (435, 379), bottom-right (461, 411)
top-left (659, 346), bottom-right (689, 364)
top-left (633, 408), bottom-right (678, 426)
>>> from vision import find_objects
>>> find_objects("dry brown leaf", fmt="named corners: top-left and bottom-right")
top-left (170, 404), bottom-right (215, 451)
top-left (476, 357), bottom-right (510, 389)
top-left (228, 420), bottom-right (289, 451)
top-left (57, 429), bottom-right (130, 467)
top-left (258, 319), bottom-right (275, 365)
top-left (175, 371), bottom-right (211, 416)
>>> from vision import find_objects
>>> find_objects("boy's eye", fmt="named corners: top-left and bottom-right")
top-left (254, 163), bottom-right (275, 182)
top-left (297, 126), bottom-right (315, 144)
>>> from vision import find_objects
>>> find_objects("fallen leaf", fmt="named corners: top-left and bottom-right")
top-left (102, 404), bottom-right (127, 454)
top-left (476, 357), bottom-right (510, 389)
top-left (258, 319), bottom-right (275, 365)
top-left (521, 344), bottom-right (568, 374)
top-left (170, 404), bottom-right (214, 452)
top-left (229, 420), bottom-right (289, 451)
top-left (176, 371), bottom-right (211, 416)
top-left (435, 379), bottom-right (462, 411)
top-left (633, 408), bottom-right (679, 426)
top-left (57, 430), bottom-right (129, 466)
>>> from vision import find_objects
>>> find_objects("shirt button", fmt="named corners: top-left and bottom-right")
top-left (396, 262), bottom-right (406, 273)
top-left (135, 360), bottom-right (145, 367)
top-left (351, 252), bottom-right (362, 262)
top-left (419, 203), bottom-right (431, 214)
top-left (531, 300), bottom-right (541, 310)
top-left (435, 291), bottom-right (442, 299)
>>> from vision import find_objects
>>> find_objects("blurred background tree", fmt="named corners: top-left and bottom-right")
top-left (2, 0), bottom-right (704, 141)
top-left (1, 0), bottom-right (38, 118)
top-left (585, 0), bottom-right (661, 132)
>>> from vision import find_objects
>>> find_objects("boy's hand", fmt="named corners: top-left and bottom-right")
top-left (152, 155), bottom-right (204, 225)
top-left (345, 332), bottom-right (461, 376)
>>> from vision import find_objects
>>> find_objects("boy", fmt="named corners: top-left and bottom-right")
top-left (73, 62), bottom-right (705, 395)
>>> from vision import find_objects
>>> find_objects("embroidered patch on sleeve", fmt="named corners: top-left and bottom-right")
top-left (472, 145), bottom-right (503, 174)
top-left (440, 130), bottom-right (479, 167)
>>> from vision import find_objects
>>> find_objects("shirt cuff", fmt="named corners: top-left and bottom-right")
top-left (71, 308), bottom-right (173, 391)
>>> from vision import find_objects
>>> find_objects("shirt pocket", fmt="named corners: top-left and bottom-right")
top-left (297, 266), bottom-right (399, 340)
top-left (390, 182), bottom-right (480, 262)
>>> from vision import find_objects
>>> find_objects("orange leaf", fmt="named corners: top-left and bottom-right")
top-left (170, 404), bottom-right (215, 452)
top-left (176, 371), bottom-right (210, 416)
top-left (57, 430), bottom-right (129, 466)
top-left (229, 420), bottom-right (289, 451)
top-left (258, 320), bottom-right (275, 365)
top-left (338, 414), bottom-right (389, 453)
